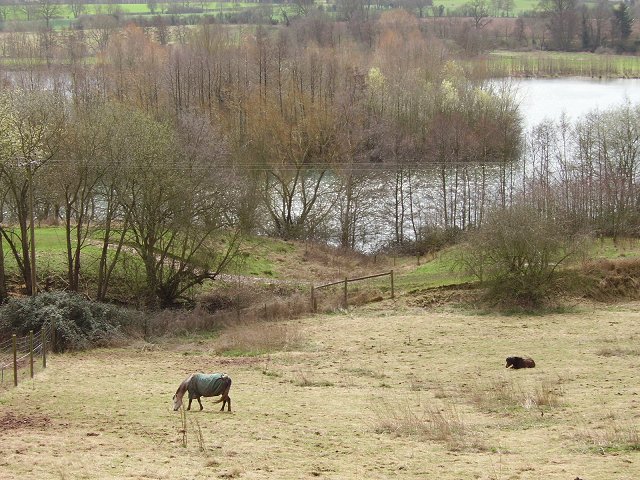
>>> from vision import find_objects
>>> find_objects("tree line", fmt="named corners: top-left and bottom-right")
top-left (0, 0), bottom-right (637, 54)
top-left (0, 12), bottom-right (639, 308)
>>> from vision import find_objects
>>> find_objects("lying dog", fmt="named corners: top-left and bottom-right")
top-left (505, 356), bottom-right (535, 369)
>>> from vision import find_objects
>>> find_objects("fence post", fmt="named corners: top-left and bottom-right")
top-left (390, 270), bottom-right (395, 299)
top-left (310, 285), bottom-right (316, 312)
top-left (29, 330), bottom-right (33, 379)
top-left (42, 327), bottom-right (46, 369)
top-left (343, 277), bottom-right (348, 309)
top-left (12, 334), bottom-right (17, 387)
top-left (51, 317), bottom-right (56, 354)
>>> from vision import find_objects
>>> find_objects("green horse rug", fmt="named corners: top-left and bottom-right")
top-left (188, 373), bottom-right (230, 398)
top-left (172, 373), bottom-right (232, 411)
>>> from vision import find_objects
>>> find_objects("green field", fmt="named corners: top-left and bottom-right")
top-left (1, 0), bottom-right (600, 24)
top-left (0, 2), bottom-right (283, 22)
top-left (428, 0), bottom-right (603, 15)
top-left (433, 0), bottom-right (539, 14)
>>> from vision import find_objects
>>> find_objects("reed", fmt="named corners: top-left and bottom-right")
top-left (482, 51), bottom-right (640, 78)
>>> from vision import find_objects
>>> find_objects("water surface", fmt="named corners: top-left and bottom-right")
top-left (511, 77), bottom-right (640, 128)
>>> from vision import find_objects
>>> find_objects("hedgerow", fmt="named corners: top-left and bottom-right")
top-left (0, 292), bottom-right (140, 351)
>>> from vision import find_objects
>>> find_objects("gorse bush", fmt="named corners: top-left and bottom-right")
top-left (0, 292), bottom-right (138, 351)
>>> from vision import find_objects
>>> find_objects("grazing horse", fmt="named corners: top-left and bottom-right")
top-left (173, 373), bottom-right (232, 412)
top-left (505, 356), bottom-right (535, 369)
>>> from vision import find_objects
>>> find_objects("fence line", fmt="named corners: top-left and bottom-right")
top-left (0, 324), bottom-right (53, 389)
top-left (310, 270), bottom-right (394, 312)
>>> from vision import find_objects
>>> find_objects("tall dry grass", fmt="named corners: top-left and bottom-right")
top-left (141, 292), bottom-right (312, 338)
top-left (371, 398), bottom-right (480, 451)
top-left (581, 423), bottom-right (640, 453)
top-left (470, 377), bottom-right (561, 412)
top-left (213, 322), bottom-right (304, 355)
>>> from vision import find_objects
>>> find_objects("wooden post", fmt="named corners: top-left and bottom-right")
top-left (12, 334), bottom-right (17, 387)
top-left (42, 327), bottom-right (46, 369)
top-left (311, 285), bottom-right (316, 312)
top-left (29, 330), bottom-right (33, 379)
top-left (51, 317), bottom-right (56, 353)
top-left (390, 270), bottom-right (395, 299)
top-left (343, 277), bottom-right (348, 309)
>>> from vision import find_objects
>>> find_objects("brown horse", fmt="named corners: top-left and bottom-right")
top-left (505, 356), bottom-right (535, 369)
top-left (173, 373), bottom-right (232, 412)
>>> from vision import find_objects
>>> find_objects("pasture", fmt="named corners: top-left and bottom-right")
top-left (1, 298), bottom-right (639, 479)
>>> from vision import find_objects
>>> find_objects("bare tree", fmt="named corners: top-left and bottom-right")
top-left (0, 90), bottom-right (66, 295)
top-left (69, 0), bottom-right (86, 18)
top-left (37, 0), bottom-right (61, 29)
top-left (467, 0), bottom-right (492, 29)
top-left (539, 0), bottom-right (579, 50)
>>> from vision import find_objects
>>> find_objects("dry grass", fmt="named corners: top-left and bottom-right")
top-left (372, 399), bottom-right (477, 451)
top-left (213, 322), bottom-right (304, 355)
top-left (471, 377), bottom-right (562, 412)
top-left (596, 346), bottom-right (640, 357)
top-left (581, 423), bottom-right (640, 453)
top-left (581, 258), bottom-right (640, 301)
top-left (142, 292), bottom-right (312, 338)
top-left (1, 301), bottom-right (640, 479)
top-left (292, 370), bottom-right (335, 387)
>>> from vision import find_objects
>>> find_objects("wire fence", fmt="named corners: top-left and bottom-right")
top-left (0, 324), bottom-right (53, 389)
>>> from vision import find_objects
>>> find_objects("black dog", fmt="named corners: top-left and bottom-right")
top-left (505, 356), bottom-right (535, 369)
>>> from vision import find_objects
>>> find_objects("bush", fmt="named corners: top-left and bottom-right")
top-left (387, 227), bottom-right (462, 257)
top-left (459, 206), bottom-right (586, 307)
top-left (0, 292), bottom-right (139, 351)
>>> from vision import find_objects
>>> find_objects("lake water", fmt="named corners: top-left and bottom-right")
top-left (509, 77), bottom-right (640, 128)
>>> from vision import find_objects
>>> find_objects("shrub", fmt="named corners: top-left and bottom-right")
top-left (458, 206), bottom-right (586, 307)
top-left (0, 292), bottom-right (138, 351)
top-left (386, 227), bottom-right (462, 257)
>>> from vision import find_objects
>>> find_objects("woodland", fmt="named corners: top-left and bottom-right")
top-left (0, 1), bottom-right (638, 309)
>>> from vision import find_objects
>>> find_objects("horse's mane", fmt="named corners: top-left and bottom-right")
top-left (175, 374), bottom-right (193, 396)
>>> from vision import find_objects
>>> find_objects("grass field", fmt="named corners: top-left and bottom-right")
top-left (0, 2), bottom-right (280, 30)
top-left (1, 297), bottom-right (639, 479)
top-left (434, 0), bottom-right (541, 15)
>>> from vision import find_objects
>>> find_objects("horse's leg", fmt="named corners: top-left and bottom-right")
top-left (219, 383), bottom-right (231, 412)
top-left (225, 382), bottom-right (232, 412)
top-left (187, 398), bottom-right (192, 410)
top-left (197, 397), bottom-right (203, 411)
